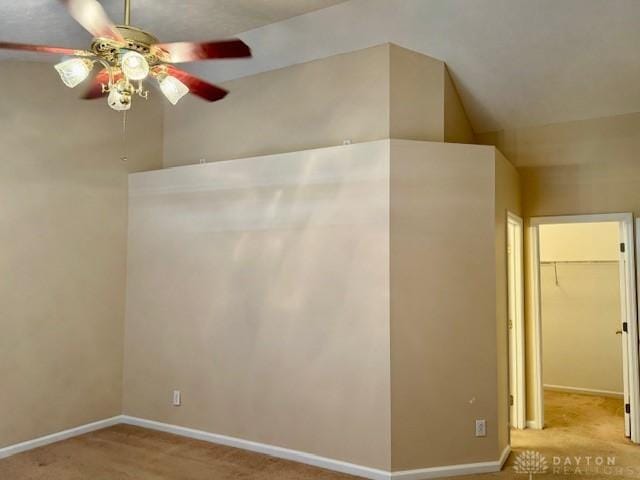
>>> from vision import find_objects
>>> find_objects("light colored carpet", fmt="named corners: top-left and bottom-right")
top-left (0, 391), bottom-right (637, 479)
top-left (461, 390), bottom-right (637, 479)
top-left (0, 424), bottom-right (356, 479)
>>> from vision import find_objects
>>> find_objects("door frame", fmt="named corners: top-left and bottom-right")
top-left (529, 213), bottom-right (640, 442)
top-left (507, 212), bottom-right (526, 429)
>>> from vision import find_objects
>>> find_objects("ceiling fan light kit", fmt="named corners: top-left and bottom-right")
top-left (120, 51), bottom-right (149, 81)
top-left (2, 0), bottom-right (252, 111)
top-left (158, 75), bottom-right (190, 105)
top-left (54, 58), bottom-right (95, 88)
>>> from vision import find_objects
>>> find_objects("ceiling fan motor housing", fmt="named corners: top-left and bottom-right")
top-left (91, 26), bottom-right (162, 66)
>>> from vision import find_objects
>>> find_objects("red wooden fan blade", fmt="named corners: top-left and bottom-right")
top-left (164, 66), bottom-right (228, 102)
top-left (0, 41), bottom-right (91, 56)
top-left (153, 39), bottom-right (251, 63)
top-left (82, 68), bottom-right (110, 99)
top-left (60, 0), bottom-right (124, 41)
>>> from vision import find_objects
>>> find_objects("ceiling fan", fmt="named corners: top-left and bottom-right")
top-left (0, 0), bottom-right (252, 111)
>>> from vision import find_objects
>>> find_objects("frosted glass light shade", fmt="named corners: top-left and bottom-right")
top-left (159, 75), bottom-right (189, 105)
top-left (108, 88), bottom-right (131, 111)
top-left (121, 51), bottom-right (149, 81)
top-left (54, 58), bottom-right (93, 88)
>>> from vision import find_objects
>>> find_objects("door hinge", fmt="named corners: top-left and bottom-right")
top-left (623, 322), bottom-right (629, 333)
top-left (626, 403), bottom-right (631, 414)
top-left (620, 242), bottom-right (626, 253)
top-left (510, 394), bottom-right (514, 406)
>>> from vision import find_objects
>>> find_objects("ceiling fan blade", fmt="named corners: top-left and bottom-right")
top-left (82, 68), bottom-right (110, 99)
top-left (60, 0), bottom-right (124, 41)
top-left (153, 39), bottom-right (251, 63)
top-left (164, 66), bottom-right (228, 102)
top-left (0, 41), bottom-right (92, 56)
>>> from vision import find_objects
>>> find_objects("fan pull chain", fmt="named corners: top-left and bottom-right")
top-left (120, 111), bottom-right (128, 162)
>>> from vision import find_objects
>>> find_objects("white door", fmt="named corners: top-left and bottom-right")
top-left (627, 217), bottom-right (640, 443)
top-left (619, 224), bottom-right (631, 437)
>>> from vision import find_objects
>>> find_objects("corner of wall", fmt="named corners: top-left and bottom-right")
top-left (390, 140), bottom-right (503, 472)
top-left (389, 45), bottom-right (446, 142)
top-left (444, 66), bottom-right (476, 144)
top-left (493, 147), bottom-right (521, 454)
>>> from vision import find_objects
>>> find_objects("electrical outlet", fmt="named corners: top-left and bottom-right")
top-left (475, 419), bottom-right (486, 437)
top-left (172, 390), bottom-right (181, 406)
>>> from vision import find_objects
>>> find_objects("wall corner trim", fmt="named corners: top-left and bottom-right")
top-left (0, 416), bottom-right (123, 460)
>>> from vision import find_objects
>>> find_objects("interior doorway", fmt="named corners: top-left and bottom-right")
top-left (529, 213), bottom-right (640, 443)
top-left (507, 212), bottom-right (525, 430)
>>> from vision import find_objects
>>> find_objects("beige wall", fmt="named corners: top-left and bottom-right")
top-left (541, 264), bottom-right (623, 394)
top-left (539, 222), bottom-right (620, 262)
top-left (3, 46), bottom-right (491, 473)
top-left (164, 44), bottom-right (476, 168)
top-left (0, 61), bottom-right (163, 448)
top-left (389, 141), bottom-right (504, 470)
top-left (389, 45), bottom-right (444, 142)
top-left (124, 141), bottom-right (392, 470)
top-left (539, 223), bottom-right (622, 395)
top-left (444, 68), bottom-right (476, 144)
top-left (494, 150), bottom-right (521, 451)
top-left (125, 139), bottom-right (509, 472)
top-left (478, 112), bottom-right (640, 218)
top-left (163, 45), bottom-right (391, 167)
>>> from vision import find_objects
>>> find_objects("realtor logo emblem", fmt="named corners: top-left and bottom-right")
top-left (514, 450), bottom-right (549, 479)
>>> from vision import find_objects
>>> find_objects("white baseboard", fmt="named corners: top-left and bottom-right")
top-left (391, 445), bottom-right (510, 480)
top-left (121, 415), bottom-right (390, 480)
top-left (0, 416), bottom-right (121, 460)
top-left (499, 444), bottom-right (512, 467)
top-left (122, 415), bottom-right (510, 480)
top-left (544, 384), bottom-right (624, 398)
top-left (0, 415), bottom-right (511, 480)
top-left (527, 420), bottom-right (542, 430)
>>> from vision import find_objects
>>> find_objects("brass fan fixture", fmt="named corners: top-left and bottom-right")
top-left (0, 0), bottom-right (252, 110)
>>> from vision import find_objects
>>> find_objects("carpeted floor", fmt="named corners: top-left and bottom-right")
top-left (0, 390), bottom-right (637, 479)
top-left (0, 424), bottom-right (355, 479)
top-left (464, 390), bottom-right (638, 480)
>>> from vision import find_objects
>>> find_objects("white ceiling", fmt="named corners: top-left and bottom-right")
top-left (2, 0), bottom-right (639, 132)
top-left (0, 0), bottom-right (347, 45)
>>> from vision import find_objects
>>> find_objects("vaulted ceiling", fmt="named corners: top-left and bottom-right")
top-left (187, 0), bottom-right (639, 133)
top-left (2, 0), bottom-right (639, 133)
top-left (0, 0), bottom-right (347, 45)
